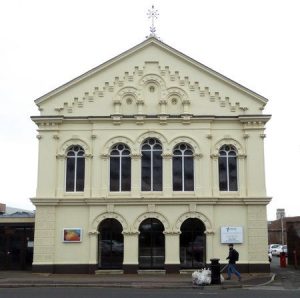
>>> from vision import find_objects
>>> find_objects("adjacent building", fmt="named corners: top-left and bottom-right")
top-left (31, 37), bottom-right (271, 274)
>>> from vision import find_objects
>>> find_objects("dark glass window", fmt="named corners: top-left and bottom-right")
top-left (141, 138), bottom-right (162, 191)
top-left (66, 145), bottom-right (85, 192)
top-left (110, 144), bottom-right (131, 191)
top-left (172, 143), bottom-right (194, 191)
top-left (218, 145), bottom-right (238, 191)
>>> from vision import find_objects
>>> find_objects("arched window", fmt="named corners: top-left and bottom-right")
top-left (141, 138), bottom-right (162, 191)
top-left (173, 143), bottom-right (194, 191)
top-left (110, 143), bottom-right (131, 191)
top-left (66, 145), bottom-right (85, 192)
top-left (218, 145), bottom-right (238, 191)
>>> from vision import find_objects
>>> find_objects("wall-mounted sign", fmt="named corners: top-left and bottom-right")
top-left (221, 226), bottom-right (243, 244)
top-left (63, 228), bottom-right (82, 243)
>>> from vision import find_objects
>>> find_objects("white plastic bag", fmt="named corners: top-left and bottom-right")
top-left (192, 268), bottom-right (212, 285)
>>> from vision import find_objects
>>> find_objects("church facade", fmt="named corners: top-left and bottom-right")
top-left (31, 38), bottom-right (271, 274)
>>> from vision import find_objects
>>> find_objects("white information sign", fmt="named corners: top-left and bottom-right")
top-left (221, 226), bottom-right (243, 244)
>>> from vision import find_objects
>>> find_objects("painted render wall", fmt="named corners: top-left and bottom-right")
top-left (31, 38), bottom-right (271, 273)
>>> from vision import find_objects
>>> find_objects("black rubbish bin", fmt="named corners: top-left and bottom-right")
top-left (210, 258), bottom-right (221, 284)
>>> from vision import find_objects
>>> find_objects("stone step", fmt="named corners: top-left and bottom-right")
top-left (95, 269), bottom-right (124, 275)
top-left (137, 270), bottom-right (166, 275)
top-left (180, 269), bottom-right (194, 275)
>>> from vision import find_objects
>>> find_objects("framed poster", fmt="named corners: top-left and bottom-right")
top-left (221, 226), bottom-right (243, 244)
top-left (63, 228), bottom-right (82, 242)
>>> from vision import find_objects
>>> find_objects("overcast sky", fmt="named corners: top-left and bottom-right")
top-left (0, 0), bottom-right (299, 220)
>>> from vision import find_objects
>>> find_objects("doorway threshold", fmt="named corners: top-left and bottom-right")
top-left (137, 269), bottom-right (166, 275)
top-left (95, 269), bottom-right (124, 275)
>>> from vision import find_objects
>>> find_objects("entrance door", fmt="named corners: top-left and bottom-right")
top-left (180, 218), bottom-right (206, 268)
top-left (0, 225), bottom-right (34, 270)
top-left (139, 218), bottom-right (165, 269)
top-left (98, 219), bottom-right (123, 269)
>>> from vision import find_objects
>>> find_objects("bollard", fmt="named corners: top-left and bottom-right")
top-left (210, 258), bottom-right (221, 284)
top-left (280, 252), bottom-right (286, 267)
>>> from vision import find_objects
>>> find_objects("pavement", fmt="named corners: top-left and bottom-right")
top-left (0, 269), bottom-right (275, 289)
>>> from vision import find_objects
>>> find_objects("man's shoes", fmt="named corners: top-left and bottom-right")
top-left (225, 277), bottom-right (231, 280)
top-left (238, 276), bottom-right (242, 282)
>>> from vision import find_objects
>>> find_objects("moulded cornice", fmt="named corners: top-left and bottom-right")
top-left (30, 196), bottom-right (272, 206)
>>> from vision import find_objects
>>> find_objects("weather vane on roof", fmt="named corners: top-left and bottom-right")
top-left (146, 5), bottom-right (159, 39)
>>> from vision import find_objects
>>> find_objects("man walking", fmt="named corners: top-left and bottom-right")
top-left (226, 243), bottom-right (241, 281)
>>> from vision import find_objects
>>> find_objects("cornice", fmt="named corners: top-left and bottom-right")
top-left (30, 114), bottom-right (271, 125)
top-left (30, 196), bottom-right (272, 206)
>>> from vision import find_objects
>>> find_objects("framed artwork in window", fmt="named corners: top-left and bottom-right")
top-left (63, 228), bottom-right (82, 242)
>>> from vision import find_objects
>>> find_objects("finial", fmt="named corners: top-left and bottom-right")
top-left (146, 5), bottom-right (159, 39)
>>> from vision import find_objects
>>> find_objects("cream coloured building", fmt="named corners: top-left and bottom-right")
top-left (31, 37), bottom-right (271, 274)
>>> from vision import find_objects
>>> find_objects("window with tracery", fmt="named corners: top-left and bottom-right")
top-left (66, 145), bottom-right (85, 192)
top-left (218, 145), bottom-right (238, 191)
top-left (173, 143), bottom-right (194, 191)
top-left (141, 138), bottom-right (162, 191)
top-left (110, 144), bottom-right (131, 191)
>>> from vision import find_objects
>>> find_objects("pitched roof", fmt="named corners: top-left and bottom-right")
top-left (35, 37), bottom-right (268, 105)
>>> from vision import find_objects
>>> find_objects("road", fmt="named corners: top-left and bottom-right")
top-left (0, 287), bottom-right (300, 298)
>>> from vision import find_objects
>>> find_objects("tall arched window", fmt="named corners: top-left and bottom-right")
top-left (141, 138), bottom-right (162, 191)
top-left (218, 145), bottom-right (238, 191)
top-left (110, 143), bottom-right (131, 191)
top-left (66, 145), bottom-right (85, 192)
top-left (173, 143), bottom-right (194, 191)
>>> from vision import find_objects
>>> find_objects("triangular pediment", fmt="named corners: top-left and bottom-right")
top-left (35, 38), bottom-right (268, 117)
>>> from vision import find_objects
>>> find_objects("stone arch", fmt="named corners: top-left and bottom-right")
top-left (133, 212), bottom-right (171, 232)
top-left (212, 138), bottom-right (245, 156)
top-left (102, 136), bottom-right (136, 155)
top-left (139, 74), bottom-right (166, 89)
top-left (169, 136), bottom-right (202, 156)
top-left (166, 87), bottom-right (188, 103)
top-left (175, 212), bottom-right (212, 233)
top-left (59, 138), bottom-right (90, 155)
top-left (136, 131), bottom-right (168, 152)
top-left (116, 87), bottom-right (140, 101)
top-left (91, 212), bottom-right (129, 232)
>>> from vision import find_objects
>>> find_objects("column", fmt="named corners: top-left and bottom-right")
top-left (204, 230), bottom-right (215, 260)
top-left (100, 154), bottom-right (109, 196)
top-left (131, 154), bottom-right (141, 196)
top-left (211, 154), bottom-right (219, 197)
top-left (88, 231), bottom-right (99, 273)
top-left (162, 154), bottom-right (172, 197)
top-left (164, 231), bottom-right (180, 273)
top-left (122, 231), bottom-right (139, 273)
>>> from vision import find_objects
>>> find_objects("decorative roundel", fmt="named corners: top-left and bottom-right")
top-left (126, 97), bottom-right (133, 105)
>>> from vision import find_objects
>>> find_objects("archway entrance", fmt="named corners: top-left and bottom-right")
top-left (98, 219), bottom-right (123, 269)
top-left (180, 218), bottom-right (206, 268)
top-left (139, 218), bottom-right (165, 269)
